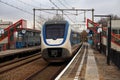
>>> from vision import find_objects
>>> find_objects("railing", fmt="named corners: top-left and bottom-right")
top-left (102, 27), bottom-right (120, 45)
top-left (0, 19), bottom-right (23, 41)
top-left (87, 18), bottom-right (120, 69)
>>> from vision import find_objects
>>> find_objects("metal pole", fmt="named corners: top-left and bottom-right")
top-left (99, 32), bottom-right (102, 53)
top-left (84, 11), bottom-right (86, 22)
top-left (34, 8), bottom-right (94, 11)
top-left (56, 10), bottom-right (58, 15)
top-left (61, 10), bottom-right (63, 20)
top-left (92, 9), bottom-right (94, 21)
top-left (33, 8), bottom-right (35, 30)
top-left (107, 15), bottom-right (111, 65)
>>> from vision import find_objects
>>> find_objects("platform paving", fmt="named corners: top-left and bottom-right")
top-left (56, 43), bottom-right (120, 80)
top-left (0, 46), bottom-right (40, 57)
top-left (94, 50), bottom-right (120, 80)
top-left (85, 45), bottom-right (99, 80)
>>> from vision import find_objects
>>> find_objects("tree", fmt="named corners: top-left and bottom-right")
top-left (80, 30), bottom-right (88, 42)
top-left (98, 18), bottom-right (107, 27)
top-left (97, 14), bottom-right (120, 27)
top-left (110, 14), bottom-right (120, 20)
top-left (47, 14), bottom-right (65, 21)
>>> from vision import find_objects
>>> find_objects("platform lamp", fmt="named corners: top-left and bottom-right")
top-left (22, 29), bottom-right (26, 34)
top-left (97, 24), bottom-right (102, 53)
top-left (0, 28), bottom-right (4, 37)
top-left (94, 15), bottom-right (112, 65)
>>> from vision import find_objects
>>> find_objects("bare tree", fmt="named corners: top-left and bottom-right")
top-left (97, 14), bottom-right (120, 27)
top-left (47, 14), bottom-right (65, 21)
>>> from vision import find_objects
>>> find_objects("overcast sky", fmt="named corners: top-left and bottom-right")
top-left (0, 0), bottom-right (120, 29)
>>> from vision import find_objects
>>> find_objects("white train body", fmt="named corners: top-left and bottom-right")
top-left (41, 20), bottom-right (81, 62)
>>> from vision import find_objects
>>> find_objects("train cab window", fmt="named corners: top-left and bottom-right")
top-left (45, 24), bottom-right (65, 39)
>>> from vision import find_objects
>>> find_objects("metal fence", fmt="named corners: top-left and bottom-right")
top-left (101, 44), bottom-right (120, 69)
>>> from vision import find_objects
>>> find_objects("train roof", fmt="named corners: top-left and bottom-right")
top-left (44, 20), bottom-right (68, 25)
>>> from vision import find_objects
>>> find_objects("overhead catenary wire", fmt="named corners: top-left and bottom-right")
top-left (57, 0), bottom-right (68, 9)
top-left (30, 0), bottom-right (51, 8)
top-left (16, 0), bottom-right (49, 20)
top-left (0, 0), bottom-right (46, 27)
top-left (49, 0), bottom-right (75, 23)
top-left (16, 0), bottom-right (56, 17)
top-left (0, 0), bottom-right (46, 20)
top-left (49, 0), bottom-right (86, 23)
top-left (63, 0), bottom-right (73, 8)
top-left (0, 0), bottom-right (32, 15)
top-left (57, 0), bottom-right (78, 15)
top-left (57, 0), bottom-right (85, 18)
top-left (17, 0), bottom-right (38, 8)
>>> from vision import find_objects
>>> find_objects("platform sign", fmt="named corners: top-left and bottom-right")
top-left (88, 22), bottom-right (94, 28)
top-left (86, 19), bottom-right (99, 33)
top-left (87, 19), bottom-right (99, 28)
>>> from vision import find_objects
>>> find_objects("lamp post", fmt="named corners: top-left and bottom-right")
top-left (97, 26), bottom-right (102, 53)
top-left (33, 8), bottom-right (35, 30)
top-left (0, 28), bottom-right (4, 37)
top-left (94, 15), bottom-right (112, 65)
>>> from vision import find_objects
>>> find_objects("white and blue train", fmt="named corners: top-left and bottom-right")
top-left (41, 20), bottom-right (81, 62)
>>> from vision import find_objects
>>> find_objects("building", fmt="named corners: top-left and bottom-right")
top-left (111, 20), bottom-right (120, 34)
top-left (0, 19), bottom-right (40, 51)
top-left (0, 20), bottom-right (13, 29)
top-left (0, 20), bottom-right (13, 50)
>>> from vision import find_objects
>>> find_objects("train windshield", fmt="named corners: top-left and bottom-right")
top-left (45, 24), bottom-right (65, 39)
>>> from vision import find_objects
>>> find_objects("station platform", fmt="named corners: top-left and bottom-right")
top-left (55, 42), bottom-right (120, 80)
top-left (0, 46), bottom-right (41, 58)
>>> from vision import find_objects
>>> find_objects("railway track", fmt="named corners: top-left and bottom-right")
top-left (24, 46), bottom-right (83, 80)
top-left (0, 45), bottom-right (82, 80)
top-left (25, 62), bottom-right (67, 80)
top-left (0, 51), bottom-right (49, 80)
top-left (0, 52), bottom-right (41, 74)
top-left (0, 49), bottom-right (67, 80)
top-left (55, 43), bottom-right (87, 80)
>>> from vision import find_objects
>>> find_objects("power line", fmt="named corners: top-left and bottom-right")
top-left (63, 0), bottom-right (72, 8)
top-left (0, 0), bottom-right (33, 15)
top-left (49, 0), bottom-right (75, 23)
top-left (0, 0), bottom-right (46, 26)
top-left (57, 0), bottom-right (85, 16)
top-left (57, 0), bottom-right (78, 15)
top-left (49, 0), bottom-right (85, 22)
top-left (30, 0), bottom-right (51, 8)
top-left (57, 0), bottom-right (68, 9)
top-left (49, 0), bottom-right (76, 15)
top-left (49, 0), bottom-right (59, 9)
top-left (17, 0), bottom-right (38, 8)
top-left (16, 0), bottom-right (56, 15)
